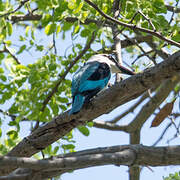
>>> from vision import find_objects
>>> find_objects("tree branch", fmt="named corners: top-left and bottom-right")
top-left (122, 33), bottom-right (157, 65)
top-left (93, 120), bottom-right (129, 132)
top-left (168, 0), bottom-right (180, 25)
top-left (1, 51), bottom-right (180, 176)
top-left (109, 90), bottom-right (150, 124)
top-left (98, 35), bottom-right (154, 53)
top-left (0, 0), bottom-right (30, 18)
top-left (145, 38), bottom-right (170, 60)
top-left (10, 14), bottom-right (110, 27)
top-left (165, 4), bottom-right (180, 13)
top-left (84, 0), bottom-right (180, 48)
top-left (127, 77), bottom-right (180, 132)
top-left (112, 0), bottom-right (123, 83)
top-left (1, 145), bottom-right (180, 179)
top-left (4, 45), bottom-right (21, 65)
top-left (152, 122), bottom-right (172, 146)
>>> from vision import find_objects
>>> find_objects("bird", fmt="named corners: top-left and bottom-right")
top-left (68, 54), bottom-right (135, 115)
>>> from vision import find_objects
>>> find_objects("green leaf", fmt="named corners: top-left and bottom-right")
top-left (0, 75), bottom-right (7, 81)
top-left (73, 24), bottom-right (80, 34)
top-left (73, 2), bottom-right (83, 14)
top-left (0, 53), bottom-right (5, 61)
top-left (8, 121), bottom-right (17, 126)
top-left (53, 146), bottom-right (59, 154)
top-left (68, 0), bottom-right (76, 9)
top-left (0, 68), bottom-right (4, 73)
top-left (77, 126), bottom-right (90, 136)
top-left (62, 144), bottom-right (75, 150)
top-left (56, 24), bottom-right (61, 35)
top-left (4, 40), bottom-right (11, 46)
top-left (172, 32), bottom-right (180, 42)
top-left (2, 91), bottom-right (13, 100)
top-left (164, 171), bottom-right (180, 180)
top-left (16, 45), bottom-right (26, 54)
top-left (49, 63), bottom-right (57, 71)
top-left (7, 130), bottom-right (18, 140)
top-left (87, 122), bottom-right (94, 127)
top-left (80, 11), bottom-right (89, 23)
top-left (25, 26), bottom-right (30, 36)
top-left (0, 144), bottom-right (8, 155)
top-left (45, 23), bottom-right (56, 35)
top-left (41, 14), bottom-right (52, 27)
top-left (65, 79), bottom-right (71, 86)
top-left (7, 22), bottom-right (13, 36)
top-left (58, 97), bottom-right (69, 103)
top-left (80, 29), bottom-right (91, 37)
top-left (36, 45), bottom-right (44, 51)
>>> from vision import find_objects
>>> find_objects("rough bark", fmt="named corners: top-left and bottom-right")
top-left (0, 145), bottom-right (180, 180)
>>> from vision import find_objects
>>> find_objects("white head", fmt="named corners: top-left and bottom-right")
top-left (87, 54), bottom-right (135, 75)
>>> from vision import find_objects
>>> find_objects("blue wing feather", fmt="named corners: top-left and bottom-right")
top-left (71, 62), bottom-right (99, 96)
top-left (69, 61), bottom-right (111, 115)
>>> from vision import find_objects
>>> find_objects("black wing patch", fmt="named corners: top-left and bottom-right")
top-left (87, 62), bottom-right (110, 81)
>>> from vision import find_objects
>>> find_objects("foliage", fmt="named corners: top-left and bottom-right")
top-left (164, 172), bottom-right (180, 180)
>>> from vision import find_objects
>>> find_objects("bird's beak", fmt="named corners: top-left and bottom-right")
top-left (114, 62), bottom-right (135, 75)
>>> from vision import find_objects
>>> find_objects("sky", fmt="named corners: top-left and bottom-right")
top-left (1, 20), bottom-right (180, 180)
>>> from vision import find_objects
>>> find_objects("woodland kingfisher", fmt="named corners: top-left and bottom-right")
top-left (69, 54), bottom-right (135, 115)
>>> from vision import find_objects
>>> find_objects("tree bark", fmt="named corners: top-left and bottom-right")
top-left (0, 145), bottom-right (180, 180)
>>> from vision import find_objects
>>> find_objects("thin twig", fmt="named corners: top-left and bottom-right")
top-left (0, 109), bottom-right (16, 121)
top-left (152, 122), bottom-right (172, 146)
top-left (53, 32), bottom-right (57, 55)
top-left (0, 0), bottom-right (30, 18)
top-left (119, 11), bottom-right (139, 34)
top-left (138, 10), bottom-right (156, 31)
top-left (122, 33), bottom-right (157, 65)
top-left (108, 91), bottom-right (150, 124)
top-left (145, 39), bottom-right (170, 60)
top-left (84, 0), bottom-right (180, 48)
top-left (127, 77), bottom-right (180, 132)
top-left (168, 0), bottom-right (180, 25)
top-left (4, 45), bottom-right (21, 64)
top-left (93, 120), bottom-right (129, 132)
top-left (52, 8), bottom-right (57, 55)
top-left (169, 115), bottom-right (180, 135)
top-left (132, 50), bottom-right (154, 65)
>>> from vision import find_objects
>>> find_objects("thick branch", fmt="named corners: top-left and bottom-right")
top-left (11, 14), bottom-right (106, 26)
top-left (1, 51), bottom-right (180, 176)
top-left (1, 145), bottom-right (180, 179)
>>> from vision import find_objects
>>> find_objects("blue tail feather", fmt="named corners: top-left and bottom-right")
top-left (69, 94), bottom-right (85, 115)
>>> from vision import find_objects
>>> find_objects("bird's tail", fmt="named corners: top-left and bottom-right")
top-left (68, 94), bottom-right (85, 115)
